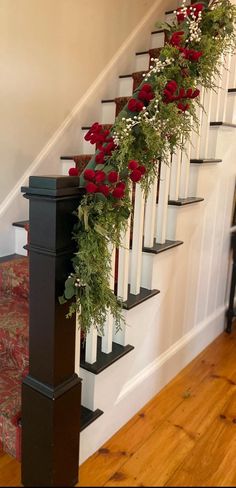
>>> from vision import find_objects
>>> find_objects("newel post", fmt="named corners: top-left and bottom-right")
top-left (21, 176), bottom-right (84, 487)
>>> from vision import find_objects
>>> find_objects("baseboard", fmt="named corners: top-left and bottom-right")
top-left (80, 306), bottom-right (225, 463)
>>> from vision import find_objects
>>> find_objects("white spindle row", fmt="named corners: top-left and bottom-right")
top-left (79, 21), bottom-right (236, 366)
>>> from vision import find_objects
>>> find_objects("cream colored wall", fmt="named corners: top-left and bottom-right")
top-left (0, 0), bottom-right (153, 203)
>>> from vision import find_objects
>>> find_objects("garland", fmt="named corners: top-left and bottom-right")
top-left (60, 0), bottom-right (236, 334)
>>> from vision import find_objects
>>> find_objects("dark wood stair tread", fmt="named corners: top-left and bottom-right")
top-left (143, 239), bottom-right (183, 254)
top-left (190, 158), bottom-right (222, 164)
top-left (228, 88), bottom-right (236, 93)
top-left (80, 406), bottom-right (103, 431)
top-left (12, 220), bottom-right (29, 228)
top-left (80, 336), bottom-right (134, 374)
top-left (168, 197), bottom-right (204, 206)
top-left (122, 286), bottom-right (160, 310)
top-left (210, 122), bottom-right (236, 128)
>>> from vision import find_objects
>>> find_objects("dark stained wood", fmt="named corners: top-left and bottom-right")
top-left (122, 286), bottom-right (160, 310)
top-left (80, 337), bottom-right (134, 375)
top-left (168, 197), bottom-right (204, 206)
top-left (21, 176), bottom-right (84, 487)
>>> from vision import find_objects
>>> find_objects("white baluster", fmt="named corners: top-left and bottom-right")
top-left (85, 326), bottom-right (98, 364)
top-left (74, 312), bottom-right (81, 375)
top-left (169, 149), bottom-right (181, 201)
top-left (219, 53), bottom-right (231, 122)
top-left (144, 176), bottom-right (158, 248)
top-left (229, 52), bottom-right (236, 88)
top-left (211, 55), bottom-right (224, 122)
top-left (191, 87), bottom-right (204, 160)
top-left (117, 204), bottom-right (131, 301)
top-left (156, 158), bottom-right (171, 244)
top-left (199, 88), bottom-right (212, 159)
top-left (130, 184), bottom-right (145, 295)
top-left (179, 139), bottom-right (191, 199)
top-left (102, 245), bottom-right (115, 354)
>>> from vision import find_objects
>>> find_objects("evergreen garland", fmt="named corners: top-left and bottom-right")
top-left (60, 0), bottom-right (236, 334)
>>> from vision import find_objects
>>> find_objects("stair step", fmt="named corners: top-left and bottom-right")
top-left (168, 197), bottom-right (204, 206)
top-left (12, 220), bottom-right (29, 229)
top-left (60, 154), bottom-right (92, 175)
top-left (228, 88), bottom-right (236, 93)
top-left (80, 336), bottom-right (134, 374)
top-left (210, 121), bottom-right (236, 128)
top-left (190, 158), bottom-right (222, 164)
top-left (122, 285), bottom-right (160, 310)
top-left (101, 96), bottom-right (129, 117)
top-left (143, 239), bottom-right (183, 255)
top-left (81, 406), bottom-right (104, 432)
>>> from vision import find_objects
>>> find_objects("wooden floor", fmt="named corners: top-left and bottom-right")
top-left (1, 327), bottom-right (236, 487)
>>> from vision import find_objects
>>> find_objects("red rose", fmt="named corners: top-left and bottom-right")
top-left (84, 169), bottom-right (96, 181)
top-left (95, 170), bottom-right (106, 183)
top-left (186, 88), bottom-right (193, 98)
top-left (177, 102), bottom-right (190, 112)
top-left (116, 181), bottom-right (126, 190)
top-left (128, 99), bottom-right (138, 112)
top-left (190, 50), bottom-right (203, 61)
top-left (178, 87), bottom-right (186, 99)
top-left (68, 167), bottom-right (79, 176)
top-left (163, 89), bottom-right (174, 103)
top-left (138, 165), bottom-right (146, 175)
top-left (97, 184), bottom-right (110, 197)
top-left (95, 151), bottom-right (105, 164)
top-left (84, 122), bottom-right (100, 141)
top-left (86, 182), bottom-right (98, 193)
top-left (170, 31), bottom-right (184, 47)
top-left (128, 98), bottom-right (144, 113)
top-left (192, 88), bottom-right (200, 98)
top-left (166, 81), bottom-right (178, 94)
top-left (141, 83), bottom-right (153, 92)
top-left (108, 171), bottom-right (119, 183)
top-left (138, 90), bottom-right (154, 103)
top-left (104, 141), bottom-right (116, 155)
top-left (128, 160), bottom-right (139, 170)
top-left (176, 9), bottom-right (186, 23)
top-left (188, 3), bottom-right (204, 18)
top-left (112, 187), bottom-right (125, 199)
top-left (130, 169), bottom-right (142, 183)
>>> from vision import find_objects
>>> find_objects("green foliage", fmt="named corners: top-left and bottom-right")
top-left (60, 0), bottom-right (236, 334)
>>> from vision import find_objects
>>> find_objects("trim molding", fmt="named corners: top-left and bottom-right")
top-left (116, 306), bottom-right (225, 404)
top-left (0, 0), bottom-right (164, 218)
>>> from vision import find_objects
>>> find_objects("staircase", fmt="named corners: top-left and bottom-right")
top-left (1, 0), bottom-right (236, 474)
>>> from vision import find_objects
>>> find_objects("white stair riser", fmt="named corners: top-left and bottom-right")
top-left (82, 129), bottom-right (96, 154)
top-left (15, 227), bottom-right (28, 256)
top-left (226, 93), bottom-right (236, 124)
top-left (150, 32), bottom-right (165, 50)
top-left (61, 160), bottom-right (74, 175)
top-left (118, 77), bottom-right (133, 98)
top-left (101, 102), bottom-right (116, 125)
top-left (135, 53), bottom-right (149, 72)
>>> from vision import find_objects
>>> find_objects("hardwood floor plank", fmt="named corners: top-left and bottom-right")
top-left (166, 391), bottom-right (236, 487)
top-left (79, 333), bottom-right (236, 487)
top-left (1, 330), bottom-right (236, 487)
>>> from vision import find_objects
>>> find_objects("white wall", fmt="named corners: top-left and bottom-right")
top-left (0, 0), bottom-right (154, 205)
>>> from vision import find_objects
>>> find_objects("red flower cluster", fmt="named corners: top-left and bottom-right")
top-left (179, 47), bottom-right (203, 62)
top-left (176, 3), bottom-right (204, 23)
top-left (83, 168), bottom-right (126, 199)
top-left (128, 160), bottom-right (146, 183)
top-left (128, 83), bottom-right (155, 113)
top-left (164, 80), bottom-right (200, 105)
top-left (170, 31), bottom-right (184, 47)
top-left (128, 98), bottom-right (144, 113)
top-left (84, 122), bottom-right (112, 148)
top-left (138, 83), bottom-right (155, 104)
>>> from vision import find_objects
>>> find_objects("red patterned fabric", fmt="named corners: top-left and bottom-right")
top-left (0, 256), bottom-right (29, 458)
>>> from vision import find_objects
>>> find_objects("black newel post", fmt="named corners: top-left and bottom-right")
top-left (21, 176), bottom-right (84, 487)
top-left (226, 231), bottom-right (236, 334)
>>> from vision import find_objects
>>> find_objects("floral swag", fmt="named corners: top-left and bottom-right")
top-left (60, 0), bottom-right (236, 334)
